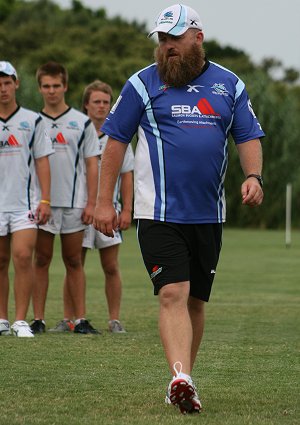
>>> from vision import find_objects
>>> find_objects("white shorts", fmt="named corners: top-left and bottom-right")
top-left (82, 224), bottom-right (122, 249)
top-left (39, 207), bottom-right (86, 234)
top-left (0, 210), bottom-right (37, 236)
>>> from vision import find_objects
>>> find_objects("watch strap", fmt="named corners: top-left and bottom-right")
top-left (246, 174), bottom-right (263, 187)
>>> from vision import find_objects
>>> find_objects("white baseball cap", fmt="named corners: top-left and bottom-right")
top-left (0, 61), bottom-right (18, 79)
top-left (148, 4), bottom-right (203, 37)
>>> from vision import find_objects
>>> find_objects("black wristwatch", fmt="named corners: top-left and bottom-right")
top-left (246, 174), bottom-right (263, 188)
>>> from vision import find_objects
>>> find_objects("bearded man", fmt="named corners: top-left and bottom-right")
top-left (94, 4), bottom-right (265, 415)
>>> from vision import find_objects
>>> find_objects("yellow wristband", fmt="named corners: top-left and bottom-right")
top-left (40, 199), bottom-right (51, 205)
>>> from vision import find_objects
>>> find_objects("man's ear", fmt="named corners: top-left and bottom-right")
top-left (196, 31), bottom-right (204, 43)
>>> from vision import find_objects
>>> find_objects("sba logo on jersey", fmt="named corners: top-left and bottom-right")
top-left (172, 98), bottom-right (220, 118)
top-left (0, 135), bottom-right (22, 149)
top-left (52, 132), bottom-right (68, 145)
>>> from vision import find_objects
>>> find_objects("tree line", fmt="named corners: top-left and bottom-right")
top-left (1, 0), bottom-right (299, 228)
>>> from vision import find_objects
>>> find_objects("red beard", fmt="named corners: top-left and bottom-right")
top-left (155, 43), bottom-right (205, 87)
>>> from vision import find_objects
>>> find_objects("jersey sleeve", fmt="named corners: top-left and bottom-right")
top-left (83, 120), bottom-right (101, 158)
top-left (230, 87), bottom-right (265, 144)
top-left (101, 80), bottom-right (145, 143)
top-left (32, 116), bottom-right (54, 159)
top-left (120, 143), bottom-right (135, 173)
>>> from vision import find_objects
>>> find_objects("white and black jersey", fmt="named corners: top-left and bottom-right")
top-left (0, 106), bottom-right (53, 212)
top-left (41, 107), bottom-right (100, 208)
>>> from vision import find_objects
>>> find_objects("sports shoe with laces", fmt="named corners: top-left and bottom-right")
top-left (74, 319), bottom-right (101, 334)
top-left (11, 321), bottom-right (34, 338)
top-left (48, 319), bottom-right (75, 332)
top-left (166, 361), bottom-right (202, 414)
top-left (30, 319), bottom-right (46, 334)
top-left (0, 319), bottom-right (11, 336)
top-left (108, 319), bottom-right (126, 333)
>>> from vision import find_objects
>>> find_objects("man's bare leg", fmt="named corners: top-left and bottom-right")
top-left (61, 231), bottom-right (85, 320)
top-left (32, 230), bottom-right (55, 320)
top-left (0, 235), bottom-right (11, 320)
top-left (100, 245), bottom-right (122, 321)
top-left (159, 282), bottom-right (192, 375)
top-left (188, 297), bottom-right (205, 370)
top-left (12, 229), bottom-right (37, 321)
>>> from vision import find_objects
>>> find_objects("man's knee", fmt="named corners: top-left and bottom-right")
top-left (63, 255), bottom-right (82, 270)
top-left (0, 255), bottom-right (10, 271)
top-left (13, 250), bottom-right (33, 269)
top-left (34, 251), bottom-right (52, 268)
top-left (102, 260), bottom-right (119, 278)
top-left (159, 282), bottom-right (190, 307)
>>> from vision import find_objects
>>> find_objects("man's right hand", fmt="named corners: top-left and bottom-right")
top-left (93, 201), bottom-right (118, 237)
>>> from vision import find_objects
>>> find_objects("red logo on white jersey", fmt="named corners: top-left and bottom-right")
top-left (8, 135), bottom-right (21, 146)
top-left (55, 132), bottom-right (68, 144)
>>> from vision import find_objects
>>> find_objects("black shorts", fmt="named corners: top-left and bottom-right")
top-left (137, 220), bottom-right (222, 302)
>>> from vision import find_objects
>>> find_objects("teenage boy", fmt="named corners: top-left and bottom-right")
top-left (31, 62), bottom-right (100, 334)
top-left (53, 81), bottom-right (134, 333)
top-left (0, 61), bottom-right (52, 337)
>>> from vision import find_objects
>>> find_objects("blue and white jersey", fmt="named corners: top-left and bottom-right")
top-left (0, 106), bottom-right (53, 212)
top-left (99, 134), bottom-right (134, 212)
top-left (41, 107), bottom-right (100, 208)
top-left (102, 61), bottom-right (265, 223)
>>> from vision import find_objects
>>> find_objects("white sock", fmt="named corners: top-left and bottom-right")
top-left (177, 372), bottom-right (191, 382)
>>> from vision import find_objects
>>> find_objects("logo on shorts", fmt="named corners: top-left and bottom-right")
top-left (28, 211), bottom-right (35, 222)
top-left (150, 265), bottom-right (162, 280)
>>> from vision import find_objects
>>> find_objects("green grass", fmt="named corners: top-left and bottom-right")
top-left (0, 228), bottom-right (299, 425)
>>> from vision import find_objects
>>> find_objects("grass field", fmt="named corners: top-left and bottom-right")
top-left (0, 227), bottom-right (299, 425)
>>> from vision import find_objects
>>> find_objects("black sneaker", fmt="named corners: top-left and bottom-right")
top-left (74, 319), bottom-right (101, 335)
top-left (30, 319), bottom-right (46, 334)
